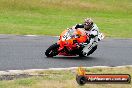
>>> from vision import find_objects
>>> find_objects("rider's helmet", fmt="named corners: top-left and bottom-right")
top-left (84, 18), bottom-right (93, 31)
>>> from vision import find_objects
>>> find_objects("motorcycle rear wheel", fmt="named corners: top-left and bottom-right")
top-left (79, 53), bottom-right (85, 57)
top-left (45, 43), bottom-right (59, 57)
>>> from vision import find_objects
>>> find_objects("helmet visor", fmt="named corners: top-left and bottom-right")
top-left (84, 25), bottom-right (91, 31)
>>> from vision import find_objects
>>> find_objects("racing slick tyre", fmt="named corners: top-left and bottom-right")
top-left (78, 45), bottom-right (86, 57)
top-left (45, 43), bottom-right (59, 57)
top-left (79, 52), bottom-right (86, 57)
top-left (76, 75), bottom-right (87, 85)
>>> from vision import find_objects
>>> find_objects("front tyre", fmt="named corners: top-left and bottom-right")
top-left (45, 43), bottom-right (59, 57)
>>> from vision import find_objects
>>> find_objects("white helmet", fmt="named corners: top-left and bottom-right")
top-left (84, 18), bottom-right (93, 31)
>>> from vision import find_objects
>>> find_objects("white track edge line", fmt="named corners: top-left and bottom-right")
top-left (0, 65), bottom-right (132, 75)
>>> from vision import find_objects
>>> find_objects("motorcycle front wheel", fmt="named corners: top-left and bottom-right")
top-left (45, 43), bottom-right (59, 57)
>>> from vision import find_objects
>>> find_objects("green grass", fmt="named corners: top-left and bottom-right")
top-left (0, 67), bottom-right (132, 88)
top-left (0, 0), bottom-right (132, 38)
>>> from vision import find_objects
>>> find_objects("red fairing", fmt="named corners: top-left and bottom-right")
top-left (57, 28), bottom-right (88, 56)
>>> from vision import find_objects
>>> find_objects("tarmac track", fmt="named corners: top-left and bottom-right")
top-left (0, 35), bottom-right (132, 71)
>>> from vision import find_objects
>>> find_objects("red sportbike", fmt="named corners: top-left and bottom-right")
top-left (45, 28), bottom-right (102, 57)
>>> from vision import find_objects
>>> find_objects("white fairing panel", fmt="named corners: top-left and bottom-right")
top-left (62, 30), bottom-right (73, 41)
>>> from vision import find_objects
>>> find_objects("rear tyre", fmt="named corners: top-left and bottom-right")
top-left (45, 43), bottom-right (59, 57)
top-left (78, 45), bottom-right (86, 57)
top-left (79, 52), bottom-right (85, 57)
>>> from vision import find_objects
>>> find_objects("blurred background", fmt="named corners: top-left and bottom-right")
top-left (0, 0), bottom-right (131, 38)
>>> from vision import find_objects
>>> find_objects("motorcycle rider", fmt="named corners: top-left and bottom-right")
top-left (72, 18), bottom-right (99, 56)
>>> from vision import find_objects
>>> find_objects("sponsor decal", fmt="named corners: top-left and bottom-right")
top-left (76, 67), bottom-right (131, 85)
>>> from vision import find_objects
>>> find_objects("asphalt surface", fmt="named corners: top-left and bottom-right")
top-left (0, 35), bottom-right (132, 71)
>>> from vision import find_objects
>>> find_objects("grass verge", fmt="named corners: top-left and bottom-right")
top-left (0, 0), bottom-right (132, 38)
